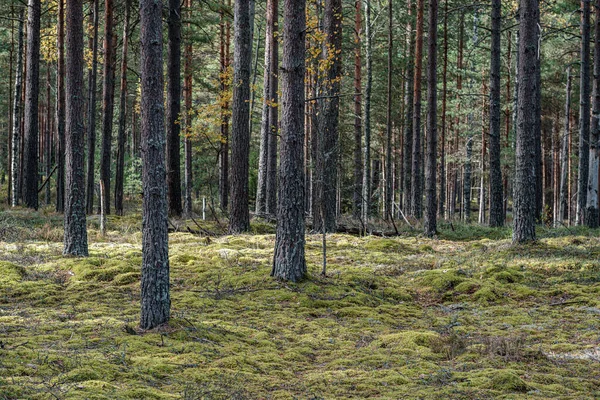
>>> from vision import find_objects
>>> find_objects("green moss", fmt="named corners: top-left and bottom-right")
top-left (418, 269), bottom-right (466, 293)
top-left (488, 370), bottom-right (529, 392)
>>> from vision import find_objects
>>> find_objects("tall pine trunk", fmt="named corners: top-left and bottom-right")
top-left (11, 7), bottom-right (24, 208)
top-left (410, 0), bottom-right (424, 218)
top-left (438, 0), bottom-right (448, 218)
top-left (183, 0), bottom-right (193, 215)
top-left (114, 0), bottom-right (130, 216)
top-left (513, 0), bottom-right (539, 243)
top-left (271, 0), bottom-right (306, 282)
top-left (577, 0), bottom-right (591, 225)
top-left (228, 0), bottom-right (252, 233)
top-left (63, 0), bottom-right (88, 256)
top-left (352, 0), bottom-right (363, 219)
top-left (384, 0), bottom-right (393, 220)
top-left (489, 0), bottom-right (504, 227)
top-left (586, 0), bottom-right (600, 227)
top-left (166, 0), bottom-right (183, 217)
top-left (139, 0), bottom-right (170, 330)
top-left (86, 0), bottom-right (99, 214)
top-left (22, 0), bottom-right (41, 209)
top-left (265, 0), bottom-right (279, 217)
top-left (362, 0), bottom-right (372, 222)
top-left (423, 0), bottom-right (438, 237)
top-left (403, 0), bottom-right (414, 214)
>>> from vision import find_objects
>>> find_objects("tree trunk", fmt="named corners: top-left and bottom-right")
top-left (313, 0), bottom-right (341, 232)
top-left (114, 0), bottom-right (130, 216)
top-left (63, 0), bottom-right (89, 256)
top-left (99, 0), bottom-right (116, 215)
top-left (352, 0), bottom-right (363, 219)
top-left (86, 0), bottom-right (99, 214)
top-left (11, 7), bottom-right (24, 208)
top-left (228, 0), bottom-right (252, 233)
top-left (384, 0), bottom-right (393, 221)
top-left (271, 0), bottom-right (306, 282)
top-left (463, 14), bottom-right (478, 223)
top-left (265, 0), bottom-right (279, 217)
top-left (139, 0), bottom-right (170, 330)
top-left (45, 65), bottom-right (51, 205)
top-left (438, 0), bottom-right (448, 218)
top-left (403, 0), bottom-right (414, 215)
top-left (489, 0), bottom-right (504, 227)
top-left (577, 0), bottom-right (591, 225)
top-left (586, 0), bottom-right (600, 227)
top-left (513, 0), bottom-right (538, 243)
top-left (183, 0), bottom-right (193, 216)
top-left (424, 0), bottom-right (437, 237)
top-left (218, 4), bottom-right (230, 211)
top-left (362, 0), bottom-right (372, 222)
top-left (410, 0), bottom-right (424, 219)
top-left (22, 0), bottom-right (41, 210)
top-left (166, 0), bottom-right (183, 217)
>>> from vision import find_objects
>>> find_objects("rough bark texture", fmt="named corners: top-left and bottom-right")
top-left (22, 0), bottom-right (41, 210)
top-left (362, 0), bottom-right (372, 221)
top-left (56, 0), bottom-right (66, 213)
top-left (271, 0), bottom-right (306, 282)
top-left (256, 0), bottom-right (277, 216)
top-left (218, 6), bottom-right (230, 211)
top-left (229, 0), bottom-right (252, 233)
top-left (577, 0), bottom-right (590, 225)
top-left (352, 0), bottom-right (362, 219)
top-left (410, 0), bottom-right (424, 219)
top-left (86, 0), bottom-right (99, 214)
top-left (11, 7), bottom-right (24, 207)
top-left (586, 0), bottom-right (600, 227)
top-left (183, 0), bottom-right (193, 216)
top-left (313, 0), bottom-right (341, 232)
top-left (438, 0), bottom-right (447, 218)
top-left (63, 0), bottom-right (89, 256)
top-left (139, 0), bottom-right (170, 330)
top-left (403, 0), bottom-right (414, 214)
top-left (424, 0), bottom-right (437, 237)
top-left (166, 0), bottom-right (183, 217)
top-left (384, 0), bottom-right (393, 220)
top-left (265, 6), bottom-right (278, 217)
top-left (114, 0), bottom-right (130, 216)
top-left (489, 0), bottom-right (504, 227)
top-left (99, 0), bottom-right (115, 215)
top-left (513, 0), bottom-right (538, 243)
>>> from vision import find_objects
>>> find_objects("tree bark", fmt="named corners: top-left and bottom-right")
top-left (489, 0), bottom-right (504, 227)
top-left (22, 0), bottom-right (41, 210)
top-left (11, 7), bottom-right (24, 208)
top-left (313, 0), bottom-right (341, 232)
top-left (577, 0), bottom-right (591, 225)
top-left (183, 0), bottom-right (193, 216)
top-left (228, 0), bottom-right (252, 233)
top-left (86, 0), bottom-right (99, 214)
top-left (403, 0), bottom-right (414, 214)
top-left (140, 0), bottom-right (170, 330)
top-left (114, 0), bottom-right (130, 216)
top-left (410, 0), bottom-right (424, 219)
top-left (513, 0), bottom-right (538, 243)
top-left (362, 0), bottom-right (372, 222)
top-left (271, 0), bottom-right (306, 282)
top-left (63, 0), bottom-right (89, 256)
top-left (99, 0), bottom-right (116, 215)
top-left (438, 0), bottom-right (448, 218)
top-left (424, 0), bottom-right (437, 237)
top-left (384, 0), bottom-right (393, 220)
top-left (352, 0), bottom-right (363, 219)
top-left (265, 1), bottom-right (279, 217)
top-left (166, 0), bottom-right (183, 217)
top-left (586, 0), bottom-right (600, 227)
top-left (218, 4), bottom-right (230, 211)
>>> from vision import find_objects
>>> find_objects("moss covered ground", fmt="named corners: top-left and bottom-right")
top-left (1, 209), bottom-right (599, 399)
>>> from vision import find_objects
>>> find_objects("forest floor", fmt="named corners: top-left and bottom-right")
top-left (0, 208), bottom-right (599, 399)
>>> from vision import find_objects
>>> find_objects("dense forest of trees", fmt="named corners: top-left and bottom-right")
top-left (0, 0), bottom-right (598, 327)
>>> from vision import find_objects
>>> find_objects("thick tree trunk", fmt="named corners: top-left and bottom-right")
top-left (513, 0), bottom-right (538, 243)
top-left (114, 0), bottom-right (130, 216)
top-left (352, 0), bottom-right (363, 219)
top-left (403, 0), bottom-right (414, 214)
top-left (99, 0), bottom-right (115, 215)
top-left (489, 0), bottom-right (504, 227)
top-left (271, 0), bottom-right (306, 282)
top-left (410, 0), bottom-right (424, 219)
top-left (166, 0), bottom-right (183, 217)
top-left (86, 0), bottom-right (99, 214)
top-left (577, 0), bottom-right (591, 225)
top-left (229, 0), bottom-right (252, 233)
top-left (11, 7), bottom-right (24, 208)
top-left (265, 2), bottom-right (278, 217)
top-left (256, 0), bottom-right (277, 216)
top-left (362, 0), bottom-right (372, 222)
top-left (139, 0), bottom-right (170, 330)
top-left (313, 0), bottom-right (341, 232)
top-left (438, 0), bottom-right (448, 218)
top-left (586, 0), bottom-right (600, 227)
top-left (384, 0), bottom-right (393, 220)
top-left (424, 0), bottom-right (437, 237)
top-left (22, 0), bottom-right (41, 210)
top-left (63, 0), bottom-right (89, 256)
top-left (183, 0), bottom-right (193, 216)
